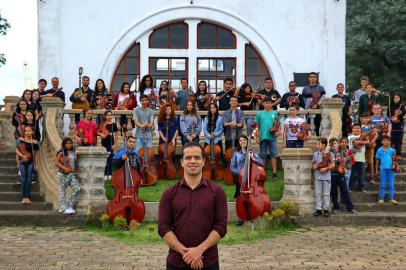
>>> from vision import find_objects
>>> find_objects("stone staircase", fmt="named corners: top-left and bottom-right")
top-left (0, 149), bottom-right (84, 226)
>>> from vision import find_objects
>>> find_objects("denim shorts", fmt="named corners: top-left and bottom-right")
top-left (135, 138), bottom-right (152, 152)
top-left (260, 139), bottom-right (278, 158)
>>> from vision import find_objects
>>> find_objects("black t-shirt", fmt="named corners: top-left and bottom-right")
top-left (238, 93), bottom-right (256, 110)
top-left (259, 88), bottom-right (281, 110)
top-left (46, 89), bottom-right (66, 103)
top-left (18, 139), bottom-right (39, 163)
top-left (216, 91), bottom-right (232, 111)
top-left (195, 93), bottom-right (208, 110)
top-left (101, 123), bottom-right (118, 150)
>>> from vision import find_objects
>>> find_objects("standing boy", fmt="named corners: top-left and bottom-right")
top-left (376, 135), bottom-right (398, 204)
top-left (348, 123), bottom-right (370, 192)
top-left (133, 95), bottom-right (154, 152)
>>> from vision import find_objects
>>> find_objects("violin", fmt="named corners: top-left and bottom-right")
top-left (202, 119), bottom-right (224, 181)
top-left (353, 132), bottom-right (369, 149)
top-left (148, 90), bottom-right (157, 109)
top-left (107, 129), bottom-right (145, 224)
top-left (380, 121), bottom-right (389, 136)
top-left (317, 152), bottom-right (332, 169)
top-left (99, 122), bottom-right (110, 140)
top-left (76, 128), bottom-right (89, 146)
top-left (157, 120), bottom-right (177, 180)
top-left (367, 128), bottom-right (378, 148)
top-left (97, 90), bottom-right (109, 110)
top-left (269, 119), bottom-right (280, 137)
top-left (137, 127), bottom-right (158, 186)
top-left (236, 126), bottom-right (271, 221)
top-left (118, 95), bottom-right (131, 110)
top-left (166, 88), bottom-right (177, 111)
top-left (297, 122), bottom-right (311, 141)
top-left (309, 91), bottom-right (321, 109)
top-left (203, 93), bottom-right (212, 110)
top-left (390, 109), bottom-right (401, 124)
top-left (186, 87), bottom-right (196, 103)
top-left (223, 127), bottom-right (237, 185)
top-left (17, 141), bottom-right (32, 161)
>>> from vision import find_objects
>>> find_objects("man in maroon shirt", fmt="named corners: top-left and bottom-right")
top-left (158, 142), bottom-right (228, 270)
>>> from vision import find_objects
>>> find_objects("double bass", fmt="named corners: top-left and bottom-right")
top-left (107, 131), bottom-right (145, 224)
top-left (223, 127), bottom-right (237, 185)
top-left (178, 123), bottom-right (196, 179)
top-left (236, 127), bottom-right (271, 222)
top-left (138, 128), bottom-right (158, 186)
top-left (203, 119), bottom-right (224, 180)
top-left (157, 120), bottom-right (177, 180)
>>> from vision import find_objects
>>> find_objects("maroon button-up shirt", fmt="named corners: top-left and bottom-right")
top-left (158, 178), bottom-right (228, 268)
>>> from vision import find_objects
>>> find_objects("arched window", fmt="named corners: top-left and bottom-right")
top-left (245, 43), bottom-right (271, 87)
top-left (197, 58), bottom-right (236, 94)
top-left (149, 22), bottom-right (188, 49)
top-left (110, 42), bottom-right (140, 93)
top-left (149, 57), bottom-right (188, 89)
top-left (197, 22), bottom-right (236, 49)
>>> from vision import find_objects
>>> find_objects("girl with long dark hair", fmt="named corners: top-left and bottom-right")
top-left (202, 103), bottom-right (223, 150)
top-left (388, 92), bottom-right (405, 158)
top-left (112, 82), bottom-right (137, 127)
top-left (98, 110), bottom-right (118, 180)
top-left (180, 100), bottom-right (201, 146)
top-left (138, 75), bottom-right (157, 109)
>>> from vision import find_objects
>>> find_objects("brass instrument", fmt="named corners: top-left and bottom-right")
top-left (72, 67), bottom-right (90, 110)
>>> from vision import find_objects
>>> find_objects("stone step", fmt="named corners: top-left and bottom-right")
top-left (0, 165), bottom-right (19, 175)
top-left (350, 191), bottom-right (406, 203)
top-left (0, 210), bottom-right (85, 227)
top-left (367, 172), bottom-right (406, 182)
top-left (0, 160), bottom-right (17, 168)
top-left (365, 182), bottom-right (406, 191)
top-left (0, 174), bottom-right (21, 183)
top-left (349, 202), bottom-right (406, 212)
top-left (0, 191), bottom-right (45, 202)
top-left (0, 201), bottom-right (53, 211)
top-left (0, 183), bottom-right (40, 192)
top-left (297, 212), bottom-right (406, 226)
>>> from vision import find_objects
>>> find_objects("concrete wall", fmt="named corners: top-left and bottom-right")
top-left (38, 0), bottom-right (346, 104)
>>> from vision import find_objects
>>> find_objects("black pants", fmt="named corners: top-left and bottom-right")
top-left (391, 123), bottom-right (404, 156)
top-left (225, 139), bottom-right (239, 150)
top-left (166, 261), bottom-right (219, 270)
top-left (331, 174), bottom-right (353, 211)
top-left (104, 151), bottom-right (114, 176)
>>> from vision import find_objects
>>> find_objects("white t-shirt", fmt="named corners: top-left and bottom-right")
top-left (117, 93), bottom-right (129, 107)
top-left (284, 117), bottom-right (305, 140)
top-left (348, 134), bottom-right (366, 163)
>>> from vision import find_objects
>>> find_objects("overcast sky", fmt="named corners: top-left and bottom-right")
top-left (0, 0), bottom-right (37, 103)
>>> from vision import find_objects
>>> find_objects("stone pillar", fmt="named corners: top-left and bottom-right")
top-left (75, 146), bottom-right (109, 215)
top-left (3, 96), bottom-right (21, 111)
top-left (281, 148), bottom-right (314, 215)
top-left (320, 98), bottom-right (343, 138)
top-left (40, 97), bottom-right (65, 138)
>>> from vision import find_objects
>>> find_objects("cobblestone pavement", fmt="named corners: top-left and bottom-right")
top-left (1, 226), bottom-right (405, 270)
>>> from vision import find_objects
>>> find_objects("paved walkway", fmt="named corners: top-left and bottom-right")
top-left (0, 226), bottom-right (405, 270)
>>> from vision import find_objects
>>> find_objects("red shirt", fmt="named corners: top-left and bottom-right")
top-left (75, 120), bottom-right (98, 146)
top-left (158, 178), bottom-right (228, 268)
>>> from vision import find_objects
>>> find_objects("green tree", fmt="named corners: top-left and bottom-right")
top-left (346, 0), bottom-right (406, 97)
top-left (0, 12), bottom-right (11, 67)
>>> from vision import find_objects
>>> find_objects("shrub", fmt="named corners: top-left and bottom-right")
top-left (276, 201), bottom-right (296, 217)
top-left (104, 180), bottom-right (115, 200)
top-left (114, 215), bottom-right (127, 230)
top-left (129, 220), bottom-right (141, 233)
top-left (100, 214), bottom-right (111, 230)
top-left (271, 208), bottom-right (285, 220)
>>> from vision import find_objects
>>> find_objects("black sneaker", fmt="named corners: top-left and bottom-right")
top-left (235, 220), bottom-right (244, 226)
top-left (313, 210), bottom-right (322, 217)
top-left (272, 173), bottom-right (278, 180)
top-left (323, 210), bottom-right (331, 217)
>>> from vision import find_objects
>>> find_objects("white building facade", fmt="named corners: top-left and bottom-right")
top-left (38, 0), bottom-right (346, 100)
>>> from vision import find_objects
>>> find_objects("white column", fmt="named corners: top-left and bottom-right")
top-left (235, 34), bottom-right (248, 86)
top-left (139, 32), bottom-right (152, 76)
top-left (185, 19), bottom-right (200, 90)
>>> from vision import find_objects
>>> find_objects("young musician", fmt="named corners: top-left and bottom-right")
top-left (45, 77), bottom-right (65, 102)
top-left (112, 82), bottom-right (137, 127)
top-left (158, 104), bottom-right (179, 146)
top-left (230, 135), bottom-right (264, 224)
top-left (283, 105), bottom-right (309, 148)
top-left (358, 83), bottom-right (380, 117)
top-left (280, 81), bottom-right (305, 110)
top-left (370, 104), bottom-right (392, 156)
top-left (99, 110), bottom-right (118, 180)
top-left (338, 137), bottom-right (354, 189)
top-left (74, 109), bottom-right (98, 146)
top-left (215, 78), bottom-right (234, 111)
top-left (16, 125), bottom-right (39, 204)
top-left (354, 76), bottom-right (369, 103)
top-left (203, 103), bottom-right (224, 151)
top-left (332, 83), bottom-right (352, 137)
top-left (176, 78), bottom-right (193, 111)
top-left (361, 113), bottom-right (378, 183)
top-left (180, 100), bottom-right (201, 146)
top-left (328, 138), bottom-right (356, 214)
top-left (133, 94), bottom-right (155, 152)
top-left (113, 135), bottom-right (141, 173)
top-left (30, 90), bottom-right (43, 121)
top-left (55, 137), bottom-right (81, 214)
top-left (255, 97), bottom-right (279, 179)
top-left (36, 78), bottom-right (48, 97)
top-left (70, 75), bottom-right (94, 123)
top-left (388, 92), bottom-right (405, 159)
top-left (312, 138), bottom-right (334, 217)
top-left (21, 89), bottom-right (32, 108)
top-left (93, 79), bottom-right (113, 110)
top-left (157, 80), bottom-right (178, 109)
top-left (223, 96), bottom-right (244, 151)
top-left (195, 80), bottom-right (210, 113)
top-left (12, 99), bottom-right (28, 140)
top-left (349, 123), bottom-right (369, 192)
top-left (237, 83), bottom-right (257, 135)
top-left (158, 142), bottom-right (227, 270)
top-left (24, 110), bottom-right (41, 142)
top-left (138, 75), bottom-right (157, 109)
top-left (258, 77), bottom-right (281, 110)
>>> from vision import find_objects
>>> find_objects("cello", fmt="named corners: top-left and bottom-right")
top-left (138, 128), bottom-right (158, 186)
top-left (236, 126), bottom-right (271, 221)
top-left (107, 131), bottom-right (145, 224)
top-left (157, 120), bottom-right (177, 180)
top-left (203, 119), bottom-right (224, 180)
top-left (223, 127), bottom-right (237, 185)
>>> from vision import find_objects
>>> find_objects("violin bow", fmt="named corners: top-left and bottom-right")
top-left (249, 81), bottom-right (262, 104)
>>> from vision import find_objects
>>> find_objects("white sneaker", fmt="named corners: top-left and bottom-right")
top-left (64, 208), bottom-right (75, 214)
top-left (59, 209), bottom-right (66, 213)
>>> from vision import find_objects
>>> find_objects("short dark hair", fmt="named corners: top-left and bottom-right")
top-left (352, 123), bottom-right (361, 128)
top-left (262, 96), bottom-right (271, 103)
top-left (180, 78), bottom-right (188, 83)
top-left (230, 96), bottom-right (238, 101)
top-left (362, 113), bottom-right (370, 118)
top-left (182, 142), bottom-right (204, 158)
top-left (265, 77), bottom-right (273, 82)
top-left (309, 72), bottom-right (318, 77)
top-left (38, 78), bottom-right (47, 85)
top-left (140, 94), bottom-right (149, 101)
top-left (317, 137), bottom-right (328, 146)
top-left (329, 137), bottom-right (338, 144)
top-left (223, 78), bottom-right (233, 84)
top-left (51, 77), bottom-right (59, 81)
top-left (82, 76), bottom-right (90, 80)
top-left (381, 135), bottom-right (391, 141)
top-left (339, 137), bottom-right (348, 143)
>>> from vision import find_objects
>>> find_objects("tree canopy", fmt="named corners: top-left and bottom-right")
top-left (346, 0), bottom-right (406, 97)
top-left (0, 12), bottom-right (11, 67)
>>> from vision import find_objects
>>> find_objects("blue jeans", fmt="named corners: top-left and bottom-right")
top-left (286, 140), bottom-right (304, 148)
top-left (349, 162), bottom-right (365, 191)
top-left (135, 138), bottom-right (152, 152)
top-left (259, 139), bottom-right (278, 159)
top-left (344, 170), bottom-right (351, 189)
top-left (379, 169), bottom-right (395, 200)
top-left (20, 162), bottom-right (33, 199)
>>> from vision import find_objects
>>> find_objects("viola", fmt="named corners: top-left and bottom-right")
top-left (236, 126), bottom-right (271, 221)
top-left (352, 132), bottom-right (369, 149)
top-left (107, 131), bottom-right (145, 224)
top-left (269, 119), bottom-right (280, 137)
top-left (390, 108), bottom-right (403, 124)
top-left (99, 122), bottom-right (110, 140)
top-left (166, 88), bottom-right (177, 111)
top-left (380, 121), bottom-right (389, 136)
top-left (203, 119), bottom-right (224, 180)
top-left (297, 122), bottom-right (311, 141)
top-left (138, 128), bottom-right (158, 186)
top-left (118, 96), bottom-right (131, 110)
top-left (317, 152), bottom-right (332, 169)
top-left (223, 127), bottom-right (237, 185)
top-left (157, 120), bottom-right (177, 180)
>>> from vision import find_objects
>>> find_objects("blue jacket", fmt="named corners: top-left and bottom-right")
top-left (203, 116), bottom-right (224, 144)
top-left (230, 150), bottom-right (263, 175)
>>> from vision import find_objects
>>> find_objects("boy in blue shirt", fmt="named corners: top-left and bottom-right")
top-left (375, 135), bottom-right (398, 204)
